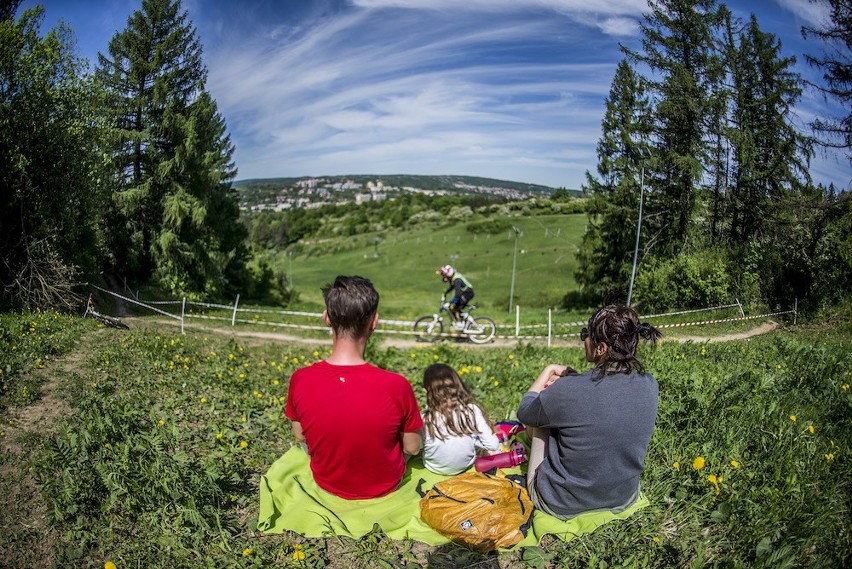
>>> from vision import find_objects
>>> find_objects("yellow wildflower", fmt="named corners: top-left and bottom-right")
top-left (842, 383), bottom-right (849, 391)
top-left (730, 460), bottom-right (740, 469)
top-left (808, 425), bottom-right (815, 434)
top-left (216, 432), bottom-right (223, 440)
top-left (475, 366), bottom-right (483, 373)
top-left (273, 379), bottom-right (280, 386)
top-left (672, 461), bottom-right (680, 470)
top-left (200, 397), bottom-right (207, 404)
top-left (240, 440), bottom-right (248, 449)
top-left (104, 562), bottom-right (117, 569)
top-left (242, 548), bottom-right (252, 557)
top-left (652, 536), bottom-right (660, 544)
top-left (508, 354), bottom-right (514, 360)
top-left (692, 456), bottom-right (705, 470)
top-left (707, 474), bottom-right (721, 494)
top-left (293, 550), bottom-right (306, 561)
top-left (158, 419), bottom-right (165, 426)
top-left (790, 415), bottom-right (797, 422)
top-left (825, 453), bottom-right (835, 461)
top-left (493, 380), bottom-right (500, 387)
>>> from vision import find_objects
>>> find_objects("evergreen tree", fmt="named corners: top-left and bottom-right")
top-left (575, 60), bottom-right (653, 302)
top-left (97, 0), bottom-right (246, 296)
top-left (726, 14), bottom-right (810, 245)
top-left (802, 0), bottom-right (852, 162)
top-left (624, 0), bottom-right (725, 256)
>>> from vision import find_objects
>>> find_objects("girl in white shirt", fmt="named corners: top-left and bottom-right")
top-left (421, 363), bottom-right (501, 475)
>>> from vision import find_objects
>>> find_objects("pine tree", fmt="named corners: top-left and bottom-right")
top-left (726, 14), bottom-right (810, 245)
top-left (575, 60), bottom-right (653, 302)
top-left (802, 0), bottom-right (851, 162)
top-left (97, 0), bottom-right (246, 295)
top-left (623, 0), bottom-right (726, 257)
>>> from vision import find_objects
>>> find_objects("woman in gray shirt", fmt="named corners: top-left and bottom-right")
top-left (518, 305), bottom-right (661, 520)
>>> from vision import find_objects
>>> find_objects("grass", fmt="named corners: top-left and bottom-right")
top-left (1, 308), bottom-right (849, 568)
top-left (269, 213), bottom-right (587, 318)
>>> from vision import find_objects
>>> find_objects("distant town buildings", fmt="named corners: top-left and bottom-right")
top-left (243, 176), bottom-right (541, 212)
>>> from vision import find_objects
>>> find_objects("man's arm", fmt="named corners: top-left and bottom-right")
top-left (291, 420), bottom-right (306, 443)
top-left (402, 430), bottom-right (422, 456)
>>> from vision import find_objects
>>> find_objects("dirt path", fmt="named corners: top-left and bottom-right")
top-left (0, 333), bottom-right (96, 568)
top-left (138, 318), bottom-right (781, 349)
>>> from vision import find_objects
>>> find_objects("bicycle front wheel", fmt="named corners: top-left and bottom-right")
top-left (467, 316), bottom-right (496, 344)
top-left (414, 315), bottom-right (442, 342)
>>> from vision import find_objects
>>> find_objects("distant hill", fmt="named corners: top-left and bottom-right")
top-left (233, 174), bottom-right (579, 211)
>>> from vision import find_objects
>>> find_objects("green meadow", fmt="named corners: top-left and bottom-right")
top-left (267, 213), bottom-right (587, 319)
top-left (1, 304), bottom-right (849, 568)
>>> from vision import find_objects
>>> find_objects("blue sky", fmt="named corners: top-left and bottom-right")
top-left (20, 0), bottom-right (849, 189)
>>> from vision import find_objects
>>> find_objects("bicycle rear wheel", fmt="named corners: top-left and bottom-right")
top-left (467, 316), bottom-right (496, 344)
top-left (414, 315), bottom-right (442, 342)
top-left (97, 314), bottom-right (129, 330)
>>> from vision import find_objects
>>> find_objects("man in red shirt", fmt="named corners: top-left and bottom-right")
top-left (285, 275), bottom-right (424, 499)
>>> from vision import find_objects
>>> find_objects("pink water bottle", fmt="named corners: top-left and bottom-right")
top-left (474, 442), bottom-right (527, 472)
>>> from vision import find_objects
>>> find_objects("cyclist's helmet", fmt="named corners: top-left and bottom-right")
top-left (436, 264), bottom-right (455, 281)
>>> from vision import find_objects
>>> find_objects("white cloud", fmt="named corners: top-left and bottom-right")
top-left (774, 0), bottom-right (832, 28)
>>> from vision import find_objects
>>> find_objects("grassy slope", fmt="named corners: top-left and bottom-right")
top-left (271, 213), bottom-right (587, 320)
top-left (1, 311), bottom-right (850, 567)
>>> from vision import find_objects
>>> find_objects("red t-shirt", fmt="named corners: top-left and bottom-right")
top-left (285, 361), bottom-right (424, 499)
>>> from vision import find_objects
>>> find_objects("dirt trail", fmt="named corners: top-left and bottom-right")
top-left (0, 334), bottom-right (95, 568)
top-left (140, 318), bottom-right (781, 348)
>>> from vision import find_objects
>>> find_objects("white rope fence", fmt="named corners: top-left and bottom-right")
top-left (86, 286), bottom-right (797, 345)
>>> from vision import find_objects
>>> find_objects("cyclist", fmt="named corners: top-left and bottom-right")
top-left (436, 265), bottom-right (474, 330)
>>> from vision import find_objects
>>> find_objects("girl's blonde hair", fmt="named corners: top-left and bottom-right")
top-left (422, 363), bottom-right (490, 440)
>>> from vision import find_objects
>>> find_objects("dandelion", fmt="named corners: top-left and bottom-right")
top-left (776, 364), bottom-right (782, 369)
top-left (692, 456), bottom-right (705, 470)
top-left (707, 474), bottom-right (722, 494)
top-left (313, 350), bottom-right (319, 358)
top-left (508, 354), bottom-right (514, 360)
top-left (493, 380), bottom-right (500, 387)
top-left (842, 384), bottom-right (849, 391)
top-left (216, 432), bottom-right (223, 440)
top-left (292, 544), bottom-right (306, 561)
top-left (825, 453), bottom-right (835, 461)
top-left (104, 562), bottom-right (117, 569)
top-left (240, 440), bottom-right (248, 448)
top-left (790, 415), bottom-right (797, 422)
top-left (242, 548), bottom-right (253, 557)
top-left (200, 397), bottom-right (207, 404)
top-left (273, 379), bottom-right (280, 386)
top-left (410, 353), bottom-right (417, 358)
top-left (241, 416), bottom-right (247, 423)
top-left (808, 425), bottom-right (815, 434)
top-left (158, 419), bottom-right (165, 426)
top-left (672, 461), bottom-right (680, 470)
top-left (475, 366), bottom-right (483, 373)
top-left (730, 460), bottom-right (740, 469)
top-left (652, 536), bottom-right (661, 544)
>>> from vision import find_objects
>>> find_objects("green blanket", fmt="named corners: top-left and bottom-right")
top-left (257, 447), bottom-right (648, 548)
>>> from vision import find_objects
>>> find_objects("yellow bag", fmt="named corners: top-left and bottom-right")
top-left (419, 471), bottom-right (534, 551)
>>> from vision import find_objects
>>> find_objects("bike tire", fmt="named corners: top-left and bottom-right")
top-left (414, 315), bottom-right (442, 342)
top-left (467, 316), bottom-right (496, 344)
top-left (97, 314), bottom-right (129, 330)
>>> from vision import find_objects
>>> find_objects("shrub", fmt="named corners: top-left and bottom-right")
top-left (634, 249), bottom-right (730, 312)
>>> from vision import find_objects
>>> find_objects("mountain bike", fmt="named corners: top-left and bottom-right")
top-left (414, 298), bottom-right (496, 344)
top-left (84, 294), bottom-right (129, 330)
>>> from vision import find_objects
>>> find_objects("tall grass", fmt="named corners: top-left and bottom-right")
top-left (0, 311), bottom-right (849, 567)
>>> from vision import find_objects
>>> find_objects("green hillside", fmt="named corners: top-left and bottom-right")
top-left (266, 213), bottom-right (587, 320)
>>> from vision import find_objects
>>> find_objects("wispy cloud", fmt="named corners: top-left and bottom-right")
top-left (205, 1), bottom-right (625, 186)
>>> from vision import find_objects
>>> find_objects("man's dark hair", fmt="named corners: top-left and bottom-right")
top-left (321, 275), bottom-right (380, 338)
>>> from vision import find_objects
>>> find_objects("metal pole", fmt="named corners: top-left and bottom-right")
top-left (627, 165), bottom-right (645, 307)
top-left (509, 226), bottom-right (520, 313)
